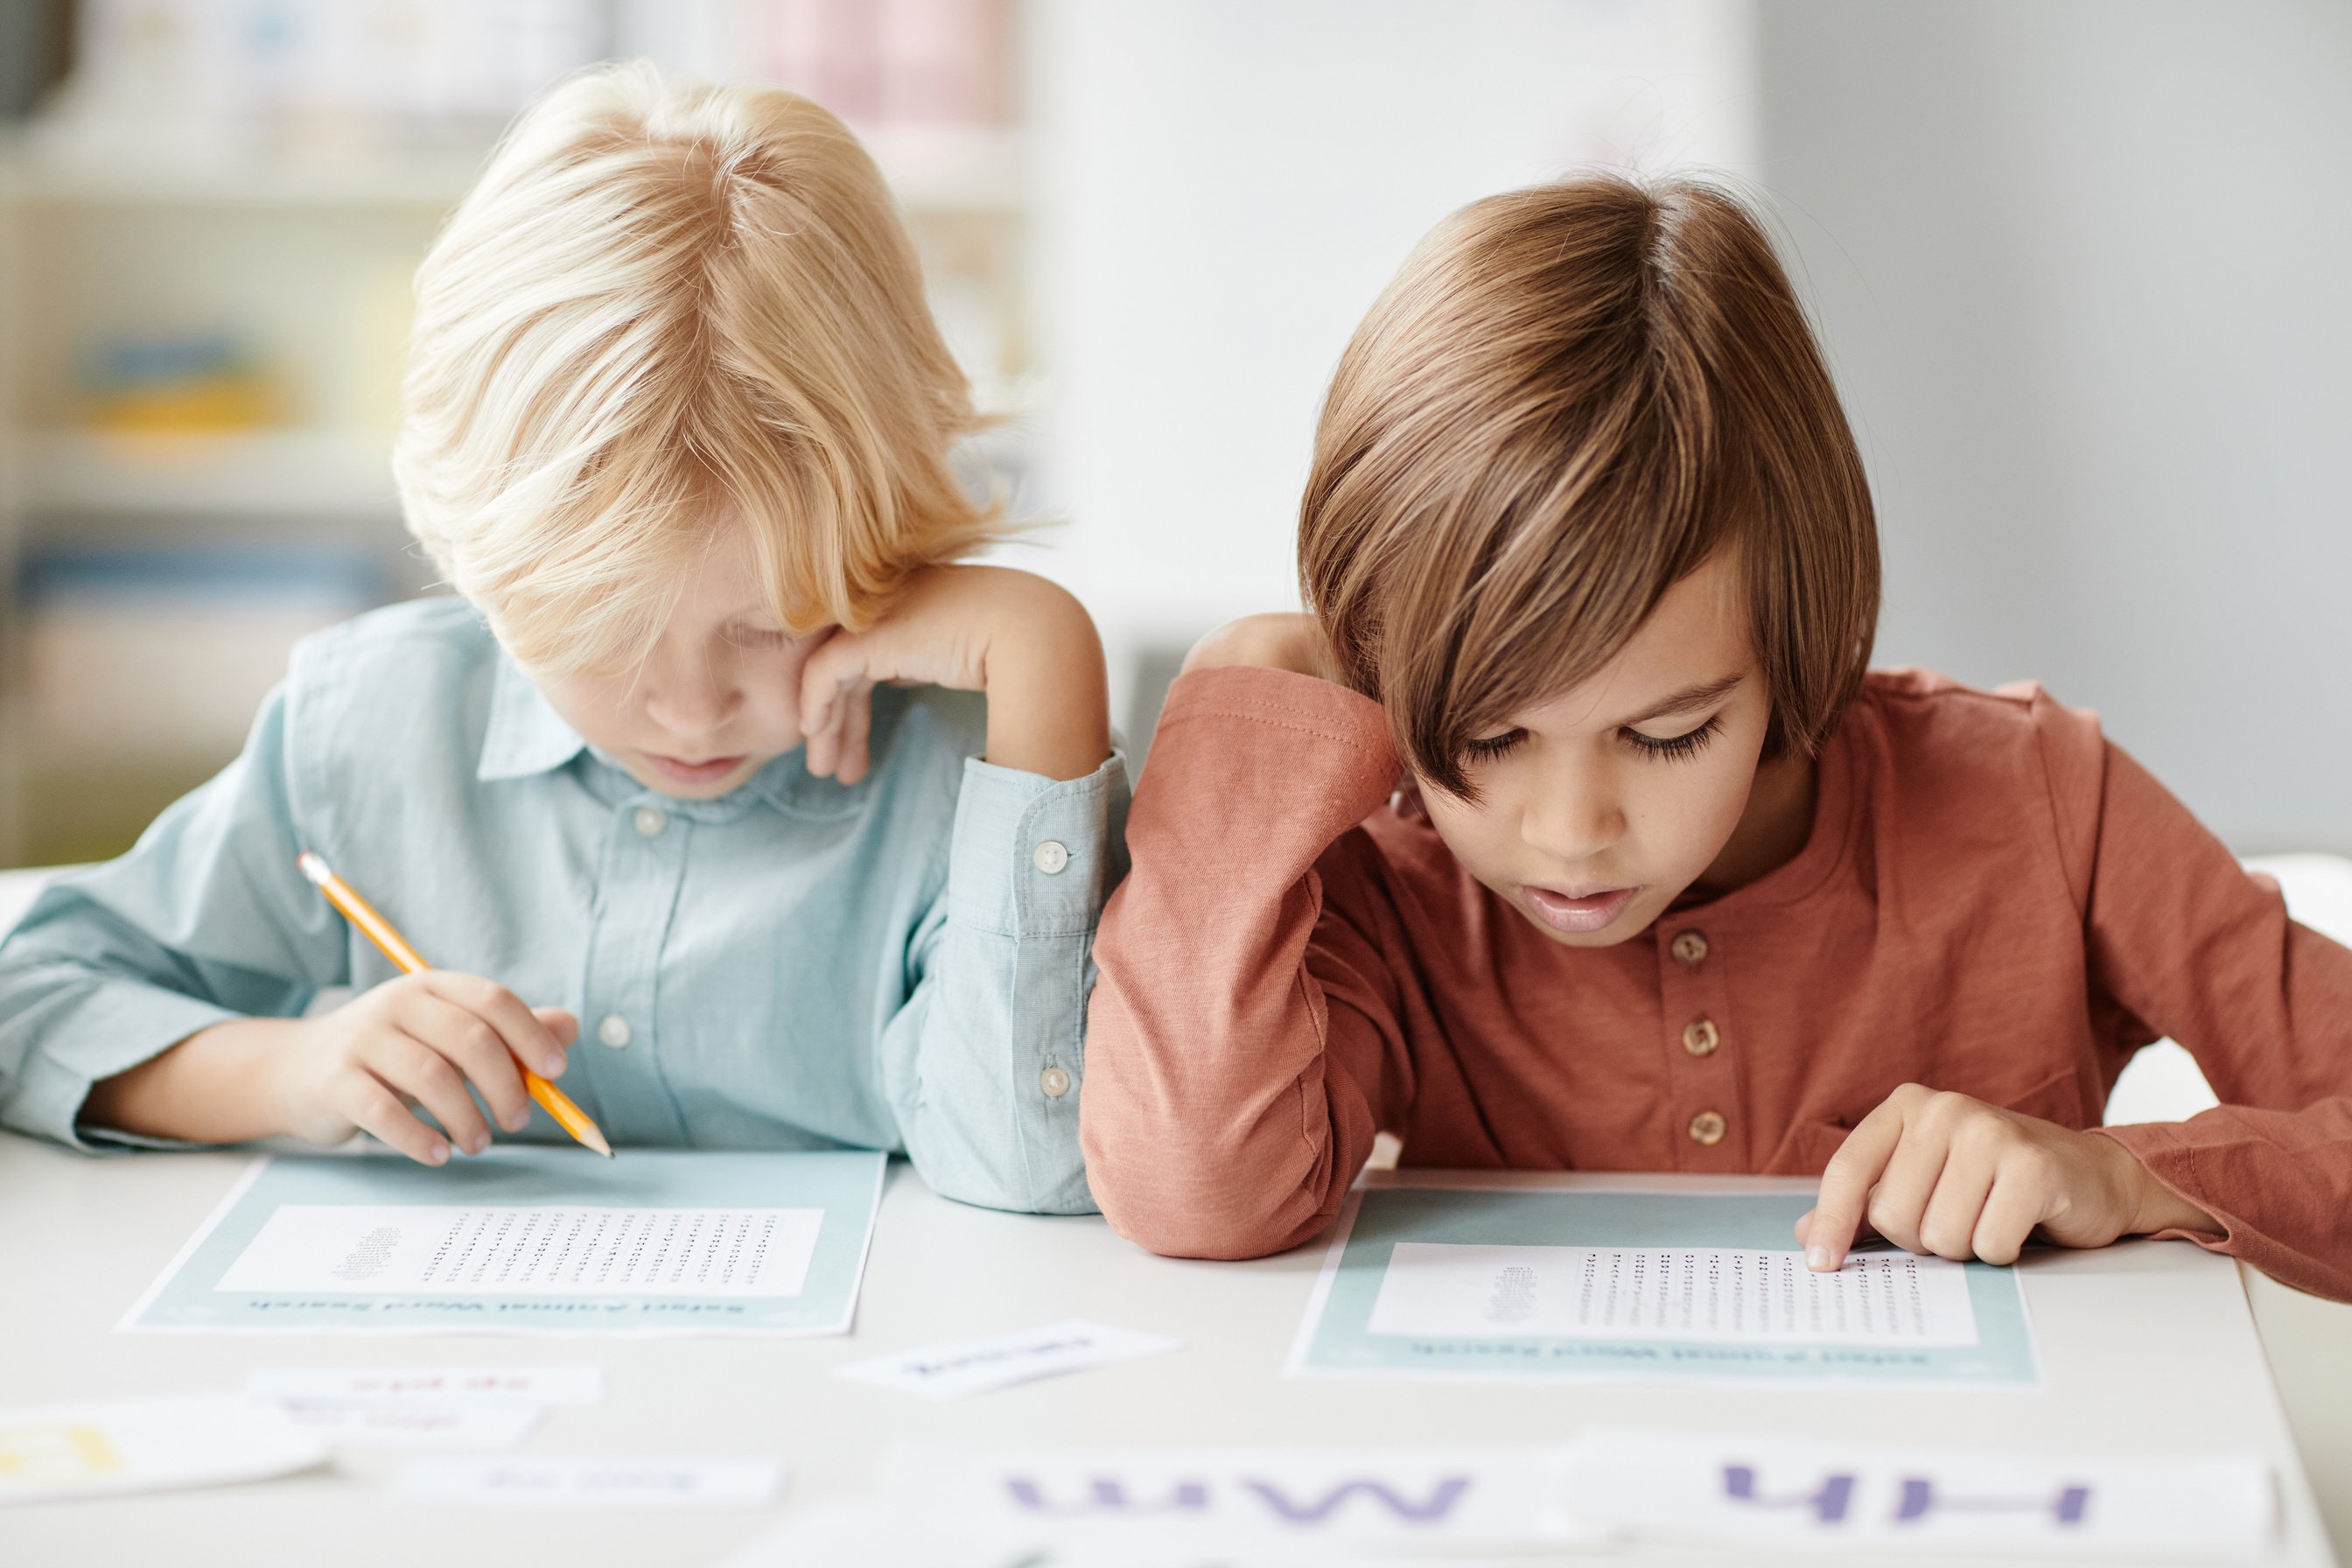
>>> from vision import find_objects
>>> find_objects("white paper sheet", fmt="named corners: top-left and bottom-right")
top-left (870, 1445), bottom-right (1606, 1558)
top-left (1369, 1242), bottom-right (1980, 1347)
top-left (721, 1496), bottom-right (1455, 1568)
top-left (834, 1319), bottom-right (1182, 1401)
top-left (1561, 1429), bottom-right (2276, 1559)
top-left (0, 1396), bottom-right (326, 1505)
top-left (279, 1403), bottom-right (543, 1451)
top-left (246, 1364), bottom-right (602, 1406)
top-left (216, 1205), bottom-right (822, 1298)
top-left (395, 1457), bottom-right (786, 1510)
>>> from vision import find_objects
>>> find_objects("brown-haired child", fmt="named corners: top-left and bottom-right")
top-left (1078, 173), bottom-right (2352, 1299)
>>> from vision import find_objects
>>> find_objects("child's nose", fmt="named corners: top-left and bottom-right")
top-left (646, 664), bottom-right (742, 738)
top-left (1522, 780), bottom-right (1625, 864)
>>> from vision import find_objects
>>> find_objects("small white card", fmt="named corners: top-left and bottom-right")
top-left (247, 1365), bottom-right (602, 1406)
top-left (396, 1457), bottom-right (786, 1510)
top-left (1561, 1430), bottom-right (2276, 1559)
top-left (834, 1319), bottom-right (1181, 1401)
top-left (0, 1396), bottom-right (326, 1505)
top-left (281, 1403), bottom-right (544, 1451)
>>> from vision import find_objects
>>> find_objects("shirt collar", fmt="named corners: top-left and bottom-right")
top-left (476, 654), bottom-right (589, 781)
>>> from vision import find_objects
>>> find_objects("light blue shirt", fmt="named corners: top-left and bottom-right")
top-left (0, 598), bottom-right (1127, 1214)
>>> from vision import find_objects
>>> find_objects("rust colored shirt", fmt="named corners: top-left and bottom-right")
top-left (1080, 665), bottom-right (2352, 1299)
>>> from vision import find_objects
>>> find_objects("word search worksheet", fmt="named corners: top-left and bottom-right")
top-left (1368, 1243), bottom-right (1980, 1347)
top-left (1291, 1175), bottom-right (2040, 1386)
top-left (122, 1148), bottom-right (886, 1336)
top-left (217, 1206), bottom-right (824, 1298)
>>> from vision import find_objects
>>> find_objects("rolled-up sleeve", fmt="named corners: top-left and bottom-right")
top-left (878, 751), bottom-right (1130, 1214)
top-left (0, 683), bottom-right (349, 1149)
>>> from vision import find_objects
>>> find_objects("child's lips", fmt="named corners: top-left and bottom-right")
top-left (643, 752), bottom-right (749, 785)
top-left (1522, 883), bottom-right (1639, 934)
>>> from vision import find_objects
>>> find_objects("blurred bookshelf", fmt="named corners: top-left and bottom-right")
top-left (0, 0), bottom-right (1035, 868)
top-left (16, 427), bottom-right (401, 522)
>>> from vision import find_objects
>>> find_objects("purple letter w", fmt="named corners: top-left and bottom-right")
top-left (1241, 1477), bottom-right (1473, 1525)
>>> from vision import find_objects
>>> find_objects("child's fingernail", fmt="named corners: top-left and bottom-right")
top-left (1806, 1245), bottom-right (1834, 1270)
top-left (429, 1141), bottom-right (451, 1165)
top-left (542, 1054), bottom-right (565, 1077)
top-left (505, 1110), bottom-right (528, 1131)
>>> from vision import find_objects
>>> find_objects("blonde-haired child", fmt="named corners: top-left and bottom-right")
top-left (0, 63), bottom-right (1124, 1214)
top-left (1080, 174), bottom-right (2352, 1297)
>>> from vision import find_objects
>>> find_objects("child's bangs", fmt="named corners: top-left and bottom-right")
top-left (473, 443), bottom-right (724, 678)
top-left (1388, 411), bottom-right (1737, 798)
top-left (471, 380), bottom-right (921, 678)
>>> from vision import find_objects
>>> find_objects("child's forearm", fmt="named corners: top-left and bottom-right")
top-left (982, 580), bottom-right (1111, 781)
top-left (80, 1018), bottom-right (297, 1144)
top-left (1082, 664), bottom-right (1410, 1259)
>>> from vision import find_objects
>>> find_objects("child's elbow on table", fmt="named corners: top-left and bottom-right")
top-left (1084, 1134), bottom-right (1342, 1261)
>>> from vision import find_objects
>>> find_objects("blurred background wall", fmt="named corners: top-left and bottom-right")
top-left (0, 0), bottom-right (2344, 867)
top-left (1019, 0), bottom-right (1755, 746)
top-left (1755, 0), bottom-right (2352, 854)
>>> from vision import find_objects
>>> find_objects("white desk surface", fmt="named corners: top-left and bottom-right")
top-left (1, 1138), bottom-right (2344, 1566)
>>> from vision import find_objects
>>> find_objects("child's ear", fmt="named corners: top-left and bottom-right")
top-left (1390, 776), bottom-right (1430, 822)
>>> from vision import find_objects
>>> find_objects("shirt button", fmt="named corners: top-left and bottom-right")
top-left (1032, 840), bottom-right (1069, 875)
top-left (1039, 1065), bottom-right (1072, 1097)
top-left (1688, 1110), bottom-right (1727, 1146)
top-left (1670, 929), bottom-right (1709, 965)
top-left (633, 806), bottom-right (668, 838)
top-left (598, 1013), bottom-right (634, 1049)
top-left (1682, 1018), bottom-right (1721, 1057)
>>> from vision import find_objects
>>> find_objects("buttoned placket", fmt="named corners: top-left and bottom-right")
top-left (575, 794), bottom-right (695, 1145)
top-left (1656, 918), bottom-right (1749, 1171)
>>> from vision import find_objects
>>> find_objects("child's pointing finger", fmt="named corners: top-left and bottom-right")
top-left (1802, 1100), bottom-right (1907, 1270)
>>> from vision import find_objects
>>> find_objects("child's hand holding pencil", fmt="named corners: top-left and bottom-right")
top-left (266, 966), bottom-right (581, 1165)
top-left (290, 852), bottom-right (611, 1162)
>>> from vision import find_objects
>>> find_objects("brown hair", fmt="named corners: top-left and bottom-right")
top-left (1298, 172), bottom-right (1878, 796)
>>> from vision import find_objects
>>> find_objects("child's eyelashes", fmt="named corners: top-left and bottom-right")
top-left (1462, 728), bottom-right (1528, 762)
top-left (1460, 716), bottom-right (1723, 766)
top-left (725, 625), bottom-right (794, 650)
top-left (1625, 714), bottom-right (1721, 761)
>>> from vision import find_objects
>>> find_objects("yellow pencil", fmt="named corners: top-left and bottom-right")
top-left (297, 850), bottom-right (612, 1158)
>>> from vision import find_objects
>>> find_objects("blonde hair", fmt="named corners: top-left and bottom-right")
top-left (1300, 173), bottom-right (1879, 796)
top-left (396, 60), bottom-right (999, 672)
